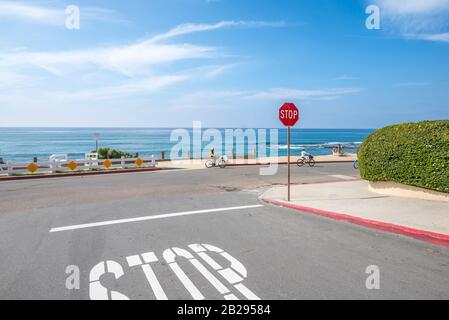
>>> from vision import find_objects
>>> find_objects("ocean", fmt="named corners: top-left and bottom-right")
top-left (0, 128), bottom-right (374, 162)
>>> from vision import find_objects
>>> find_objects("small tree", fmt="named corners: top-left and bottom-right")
top-left (94, 147), bottom-right (134, 159)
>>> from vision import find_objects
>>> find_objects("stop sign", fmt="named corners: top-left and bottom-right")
top-left (279, 103), bottom-right (299, 127)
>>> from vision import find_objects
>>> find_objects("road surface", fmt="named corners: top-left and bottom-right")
top-left (0, 163), bottom-right (448, 300)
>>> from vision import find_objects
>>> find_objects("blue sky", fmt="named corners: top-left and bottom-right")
top-left (0, 0), bottom-right (448, 128)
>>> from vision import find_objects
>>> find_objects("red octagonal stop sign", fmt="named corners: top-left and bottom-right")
top-left (279, 102), bottom-right (299, 127)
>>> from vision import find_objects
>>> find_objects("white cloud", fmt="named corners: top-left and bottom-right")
top-left (0, 70), bottom-right (33, 88)
top-left (333, 75), bottom-right (358, 81)
top-left (373, 0), bottom-right (449, 42)
top-left (376, 0), bottom-right (449, 15)
top-left (0, 1), bottom-right (126, 26)
top-left (172, 87), bottom-right (361, 110)
top-left (0, 19), bottom-right (283, 76)
top-left (0, 18), bottom-right (290, 116)
top-left (411, 32), bottom-right (449, 42)
top-left (394, 82), bottom-right (431, 87)
top-left (149, 20), bottom-right (286, 43)
top-left (244, 87), bottom-right (361, 101)
top-left (0, 42), bottom-right (217, 76)
top-left (0, 1), bottom-right (62, 25)
top-left (50, 75), bottom-right (188, 101)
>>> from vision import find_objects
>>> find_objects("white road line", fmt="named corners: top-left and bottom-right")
top-left (330, 175), bottom-right (357, 180)
top-left (190, 259), bottom-right (230, 295)
top-left (49, 204), bottom-right (264, 233)
top-left (141, 265), bottom-right (168, 300)
top-left (235, 283), bottom-right (261, 300)
top-left (169, 263), bottom-right (205, 300)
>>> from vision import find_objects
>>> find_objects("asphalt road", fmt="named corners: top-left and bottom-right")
top-left (0, 163), bottom-right (448, 300)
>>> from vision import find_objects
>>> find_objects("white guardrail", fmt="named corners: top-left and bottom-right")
top-left (0, 155), bottom-right (157, 176)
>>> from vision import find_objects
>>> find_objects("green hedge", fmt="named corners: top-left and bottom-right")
top-left (359, 121), bottom-right (449, 193)
top-left (93, 147), bottom-right (134, 160)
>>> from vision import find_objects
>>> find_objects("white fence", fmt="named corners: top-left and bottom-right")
top-left (0, 155), bottom-right (157, 176)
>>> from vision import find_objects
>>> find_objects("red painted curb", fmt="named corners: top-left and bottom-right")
top-left (0, 167), bottom-right (162, 182)
top-left (263, 198), bottom-right (449, 248)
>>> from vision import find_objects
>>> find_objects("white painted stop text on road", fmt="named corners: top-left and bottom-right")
top-left (85, 244), bottom-right (260, 300)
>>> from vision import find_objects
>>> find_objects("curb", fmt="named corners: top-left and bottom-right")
top-left (262, 198), bottom-right (449, 248)
top-left (0, 167), bottom-right (162, 182)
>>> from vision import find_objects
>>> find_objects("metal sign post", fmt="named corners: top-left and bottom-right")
top-left (93, 133), bottom-right (100, 153)
top-left (279, 103), bottom-right (300, 202)
top-left (288, 125), bottom-right (291, 201)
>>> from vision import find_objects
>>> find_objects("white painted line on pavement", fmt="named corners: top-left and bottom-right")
top-left (330, 175), bottom-right (357, 180)
top-left (235, 283), bottom-right (261, 300)
top-left (50, 204), bottom-right (264, 233)
top-left (141, 264), bottom-right (168, 300)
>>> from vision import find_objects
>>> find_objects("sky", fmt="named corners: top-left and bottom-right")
top-left (0, 0), bottom-right (448, 129)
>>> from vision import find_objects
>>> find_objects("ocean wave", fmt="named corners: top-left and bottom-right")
top-left (271, 142), bottom-right (362, 150)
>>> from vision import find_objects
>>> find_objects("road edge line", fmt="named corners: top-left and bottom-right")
top-left (262, 198), bottom-right (449, 248)
top-left (0, 167), bottom-right (162, 182)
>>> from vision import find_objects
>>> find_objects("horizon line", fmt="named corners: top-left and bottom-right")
top-left (0, 126), bottom-right (377, 130)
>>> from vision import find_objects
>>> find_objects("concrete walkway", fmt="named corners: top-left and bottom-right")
top-left (261, 180), bottom-right (449, 243)
top-left (158, 154), bottom-right (357, 170)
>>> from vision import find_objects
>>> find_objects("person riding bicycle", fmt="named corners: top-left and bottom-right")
top-left (301, 149), bottom-right (313, 160)
top-left (209, 147), bottom-right (216, 163)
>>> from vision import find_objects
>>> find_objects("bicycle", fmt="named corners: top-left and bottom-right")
top-left (297, 156), bottom-right (316, 167)
top-left (205, 156), bottom-right (227, 169)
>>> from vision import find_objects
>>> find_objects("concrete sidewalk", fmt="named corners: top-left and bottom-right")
top-left (158, 154), bottom-right (357, 170)
top-left (261, 180), bottom-right (449, 245)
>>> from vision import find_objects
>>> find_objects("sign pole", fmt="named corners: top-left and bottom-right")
top-left (288, 126), bottom-right (291, 202)
top-left (278, 102), bottom-right (299, 203)
top-left (93, 133), bottom-right (100, 153)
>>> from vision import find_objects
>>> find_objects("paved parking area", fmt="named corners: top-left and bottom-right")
top-left (1, 164), bottom-right (448, 300)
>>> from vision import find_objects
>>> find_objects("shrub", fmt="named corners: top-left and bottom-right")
top-left (358, 121), bottom-right (449, 193)
top-left (94, 147), bottom-right (134, 159)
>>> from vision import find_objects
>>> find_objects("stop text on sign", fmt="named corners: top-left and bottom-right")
top-left (280, 109), bottom-right (298, 121)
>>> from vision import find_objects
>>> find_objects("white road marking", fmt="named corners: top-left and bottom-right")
top-left (190, 259), bottom-right (230, 295)
top-left (141, 265), bottom-right (168, 300)
top-left (50, 204), bottom-right (264, 233)
top-left (126, 253), bottom-right (168, 300)
top-left (330, 175), bottom-right (357, 180)
top-left (164, 249), bottom-right (205, 300)
top-left (89, 261), bottom-right (129, 300)
top-left (190, 243), bottom-right (261, 300)
top-left (235, 283), bottom-right (261, 301)
top-left (219, 268), bottom-right (244, 284)
top-left (86, 243), bottom-right (260, 301)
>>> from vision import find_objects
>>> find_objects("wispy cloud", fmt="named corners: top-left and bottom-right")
top-left (0, 18), bottom-right (289, 110)
top-left (149, 20), bottom-right (286, 43)
top-left (244, 87), bottom-right (361, 101)
top-left (173, 86), bottom-right (361, 110)
top-left (394, 82), bottom-right (431, 87)
top-left (0, 1), bottom-right (127, 26)
top-left (0, 19), bottom-right (285, 77)
top-left (51, 75), bottom-right (188, 101)
top-left (410, 32), bottom-right (449, 43)
top-left (372, 0), bottom-right (449, 43)
top-left (333, 75), bottom-right (359, 81)
top-left (376, 0), bottom-right (449, 15)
